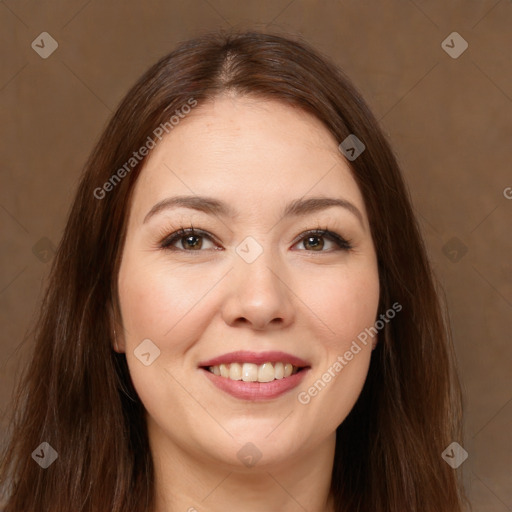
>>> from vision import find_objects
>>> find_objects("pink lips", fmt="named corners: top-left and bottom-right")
top-left (198, 350), bottom-right (310, 368)
top-left (198, 351), bottom-right (311, 401)
top-left (201, 368), bottom-right (309, 401)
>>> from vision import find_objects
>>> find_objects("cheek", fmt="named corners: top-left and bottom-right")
top-left (117, 255), bottom-right (219, 350)
top-left (297, 262), bottom-right (380, 346)
top-left (117, 256), bottom-right (218, 415)
top-left (294, 263), bottom-right (379, 428)
top-left (322, 265), bottom-right (380, 381)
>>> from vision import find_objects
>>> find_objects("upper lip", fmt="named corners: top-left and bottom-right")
top-left (198, 350), bottom-right (311, 368)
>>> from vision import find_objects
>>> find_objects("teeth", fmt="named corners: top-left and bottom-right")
top-left (207, 362), bottom-right (301, 382)
top-left (219, 363), bottom-right (229, 378)
top-left (274, 362), bottom-right (284, 379)
top-left (242, 363), bottom-right (258, 382)
top-left (258, 362), bottom-right (274, 382)
top-left (229, 362), bottom-right (242, 381)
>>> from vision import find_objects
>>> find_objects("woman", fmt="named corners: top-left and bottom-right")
top-left (0, 29), bottom-right (468, 511)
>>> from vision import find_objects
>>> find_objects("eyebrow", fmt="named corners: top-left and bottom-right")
top-left (143, 195), bottom-right (365, 230)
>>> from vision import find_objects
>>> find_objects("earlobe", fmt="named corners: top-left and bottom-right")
top-left (112, 326), bottom-right (119, 352)
top-left (109, 301), bottom-right (126, 353)
top-left (113, 330), bottom-right (120, 352)
top-left (112, 324), bottom-right (126, 353)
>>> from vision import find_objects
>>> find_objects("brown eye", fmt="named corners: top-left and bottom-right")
top-left (293, 229), bottom-right (352, 252)
top-left (180, 234), bottom-right (203, 250)
top-left (161, 228), bottom-right (216, 251)
top-left (303, 235), bottom-right (325, 251)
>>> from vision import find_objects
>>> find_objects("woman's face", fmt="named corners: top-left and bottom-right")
top-left (116, 94), bottom-right (380, 470)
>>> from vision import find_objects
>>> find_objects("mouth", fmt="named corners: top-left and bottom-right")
top-left (201, 361), bottom-right (306, 382)
top-left (198, 351), bottom-right (311, 401)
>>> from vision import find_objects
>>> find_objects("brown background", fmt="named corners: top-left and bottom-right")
top-left (0, 1), bottom-right (511, 509)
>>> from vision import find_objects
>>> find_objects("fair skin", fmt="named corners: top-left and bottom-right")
top-left (115, 94), bottom-right (380, 512)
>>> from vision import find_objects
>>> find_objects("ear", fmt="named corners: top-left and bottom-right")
top-left (109, 300), bottom-right (126, 354)
top-left (371, 335), bottom-right (378, 351)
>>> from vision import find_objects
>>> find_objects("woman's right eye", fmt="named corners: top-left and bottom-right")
top-left (160, 227), bottom-right (217, 251)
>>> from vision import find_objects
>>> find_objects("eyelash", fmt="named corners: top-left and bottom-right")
top-left (159, 224), bottom-right (353, 253)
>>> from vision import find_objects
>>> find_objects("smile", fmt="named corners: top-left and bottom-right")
top-left (198, 351), bottom-right (311, 401)
top-left (207, 362), bottom-right (300, 382)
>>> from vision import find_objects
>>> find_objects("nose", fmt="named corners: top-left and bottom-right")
top-left (220, 247), bottom-right (295, 331)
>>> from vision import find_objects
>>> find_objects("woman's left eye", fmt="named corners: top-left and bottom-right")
top-left (160, 228), bottom-right (352, 252)
top-left (291, 229), bottom-right (353, 252)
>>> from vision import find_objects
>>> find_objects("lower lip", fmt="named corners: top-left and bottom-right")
top-left (201, 367), bottom-right (310, 401)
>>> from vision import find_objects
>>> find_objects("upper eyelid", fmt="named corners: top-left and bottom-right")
top-left (160, 227), bottom-right (351, 250)
top-left (160, 228), bottom-right (216, 247)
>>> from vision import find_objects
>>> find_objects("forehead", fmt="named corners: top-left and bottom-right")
top-left (128, 95), bottom-right (367, 224)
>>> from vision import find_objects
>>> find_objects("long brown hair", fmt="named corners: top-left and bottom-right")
top-left (0, 29), bottom-right (467, 511)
